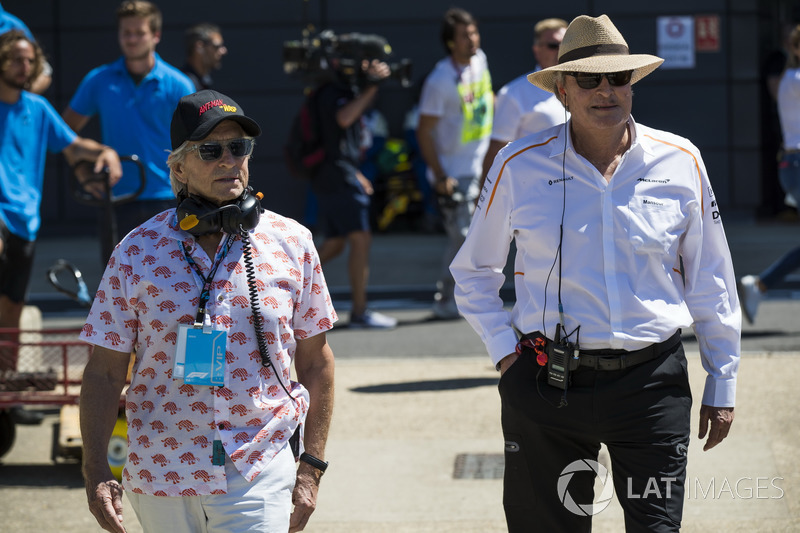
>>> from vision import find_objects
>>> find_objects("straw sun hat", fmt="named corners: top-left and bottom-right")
top-left (527, 14), bottom-right (664, 93)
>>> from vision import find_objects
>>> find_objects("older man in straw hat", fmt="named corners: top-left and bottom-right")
top-left (452, 14), bottom-right (740, 532)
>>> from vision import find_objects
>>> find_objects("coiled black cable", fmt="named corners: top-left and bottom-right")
top-left (240, 231), bottom-right (296, 403)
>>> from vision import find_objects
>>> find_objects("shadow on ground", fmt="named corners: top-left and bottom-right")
top-left (350, 377), bottom-right (498, 394)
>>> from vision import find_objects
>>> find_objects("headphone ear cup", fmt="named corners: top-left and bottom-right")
top-left (219, 191), bottom-right (262, 234)
top-left (177, 190), bottom-right (262, 236)
top-left (237, 192), bottom-right (262, 231)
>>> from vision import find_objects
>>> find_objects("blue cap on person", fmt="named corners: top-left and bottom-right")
top-left (170, 90), bottom-right (261, 149)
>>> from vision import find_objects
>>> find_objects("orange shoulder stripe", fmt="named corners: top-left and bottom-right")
top-left (643, 134), bottom-right (704, 216)
top-left (484, 135), bottom-right (559, 217)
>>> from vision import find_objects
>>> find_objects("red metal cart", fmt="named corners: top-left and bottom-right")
top-left (0, 156), bottom-right (144, 471)
top-left (0, 328), bottom-right (127, 473)
top-left (0, 327), bottom-right (91, 462)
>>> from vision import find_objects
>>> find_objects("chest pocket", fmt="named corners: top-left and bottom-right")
top-left (627, 196), bottom-right (683, 255)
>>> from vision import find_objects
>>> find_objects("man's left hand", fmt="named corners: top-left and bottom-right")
top-left (698, 404), bottom-right (734, 451)
top-left (289, 469), bottom-right (321, 532)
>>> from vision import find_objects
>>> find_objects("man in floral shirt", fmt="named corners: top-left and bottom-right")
top-left (79, 90), bottom-right (337, 533)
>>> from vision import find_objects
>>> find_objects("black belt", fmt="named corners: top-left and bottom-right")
top-left (516, 330), bottom-right (682, 372)
top-left (577, 330), bottom-right (682, 371)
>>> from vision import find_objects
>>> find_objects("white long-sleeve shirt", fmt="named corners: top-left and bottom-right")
top-left (491, 68), bottom-right (566, 143)
top-left (451, 118), bottom-right (741, 407)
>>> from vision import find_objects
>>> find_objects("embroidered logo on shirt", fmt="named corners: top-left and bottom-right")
top-left (548, 176), bottom-right (574, 186)
top-left (642, 199), bottom-right (665, 207)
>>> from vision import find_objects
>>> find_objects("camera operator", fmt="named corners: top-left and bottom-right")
top-left (311, 55), bottom-right (398, 329)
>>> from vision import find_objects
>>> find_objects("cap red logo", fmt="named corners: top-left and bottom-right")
top-left (198, 99), bottom-right (237, 116)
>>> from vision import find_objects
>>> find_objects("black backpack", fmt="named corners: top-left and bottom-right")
top-left (284, 90), bottom-right (325, 180)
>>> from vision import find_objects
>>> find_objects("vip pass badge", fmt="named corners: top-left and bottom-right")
top-left (172, 233), bottom-right (237, 386)
top-left (174, 322), bottom-right (228, 387)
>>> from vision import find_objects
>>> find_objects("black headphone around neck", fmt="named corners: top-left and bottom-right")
top-left (176, 187), bottom-right (263, 236)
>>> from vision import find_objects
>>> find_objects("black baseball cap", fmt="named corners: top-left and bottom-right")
top-left (170, 90), bottom-right (261, 149)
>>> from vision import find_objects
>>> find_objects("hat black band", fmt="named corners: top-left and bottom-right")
top-left (558, 43), bottom-right (630, 64)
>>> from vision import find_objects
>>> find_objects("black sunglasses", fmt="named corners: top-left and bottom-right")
top-left (189, 138), bottom-right (254, 161)
top-left (567, 70), bottom-right (633, 89)
top-left (543, 42), bottom-right (561, 50)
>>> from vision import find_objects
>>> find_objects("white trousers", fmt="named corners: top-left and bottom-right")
top-left (127, 444), bottom-right (296, 533)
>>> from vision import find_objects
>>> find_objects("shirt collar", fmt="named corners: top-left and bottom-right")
top-left (628, 117), bottom-right (656, 157)
top-left (168, 209), bottom-right (195, 244)
top-left (111, 52), bottom-right (165, 82)
top-left (182, 63), bottom-right (212, 89)
top-left (548, 115), bottom-right (651, 159)
top-left (547, 122), bottom-right (570, 159)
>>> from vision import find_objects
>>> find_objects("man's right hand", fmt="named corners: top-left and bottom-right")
top-left (356, 170), bottom-right (374, 195)
top-left (85, 472), bottom-right (127, 533)
top-left (434, 176), bottom-right (457, 197)
top-left (364, 59), bottom-right (391, 84)
top-left (498, 352), bottom-right (519, 376)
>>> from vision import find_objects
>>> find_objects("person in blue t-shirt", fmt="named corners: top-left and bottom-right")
top-left (0, 30), bottom-right (121, 353)
top-left (63, 1), bottom-right (194, 261)
top-left (0, 2), bottom-right (51, 94)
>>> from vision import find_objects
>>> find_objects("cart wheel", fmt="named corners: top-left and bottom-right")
top-left (108, 417), bottom-right (127, 481)
top-left (0, 409), bottom-right (16, 458)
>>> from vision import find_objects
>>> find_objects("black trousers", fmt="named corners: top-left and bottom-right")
top-left (499, 341), bottom-right (691, 532)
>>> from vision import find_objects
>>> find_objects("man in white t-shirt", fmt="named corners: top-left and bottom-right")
top-left (480, 18), bottom-right (567, 189)
top-left (416, 7), bottom-right (493, 319)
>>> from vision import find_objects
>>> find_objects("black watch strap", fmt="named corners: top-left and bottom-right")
top-left (299, 452), bottom-right (329, 473)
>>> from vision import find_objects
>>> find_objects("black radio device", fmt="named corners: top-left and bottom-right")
top-left (176, 188), bottom-right (262, 236)
top-left (546, 324), bottom-right (581, 390)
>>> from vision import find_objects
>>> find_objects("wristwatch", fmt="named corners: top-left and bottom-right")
top-left (299, 452), bottom-right (329, 474)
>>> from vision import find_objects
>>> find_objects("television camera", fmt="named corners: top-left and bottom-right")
top-left (283, 29), bottom-right (412, 87)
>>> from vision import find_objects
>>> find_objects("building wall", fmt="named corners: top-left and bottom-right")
top-left (2, 0), bottom-right (774, 235)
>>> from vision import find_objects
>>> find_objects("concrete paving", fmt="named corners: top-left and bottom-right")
top-left (309, 345), bottom-right (800, 532)
top-left (2, 215), bottom-right (799, 531)
top-left (2, 306), bottom-right (798, 532)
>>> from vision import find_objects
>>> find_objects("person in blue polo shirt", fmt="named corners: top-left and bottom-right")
top-left (63, 0), bottom-right (194, 262)
top-left (0, 30), bottom-right (121, 366)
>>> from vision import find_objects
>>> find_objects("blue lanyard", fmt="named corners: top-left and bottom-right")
top-left (180, 233), bottom-right (237, 326)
